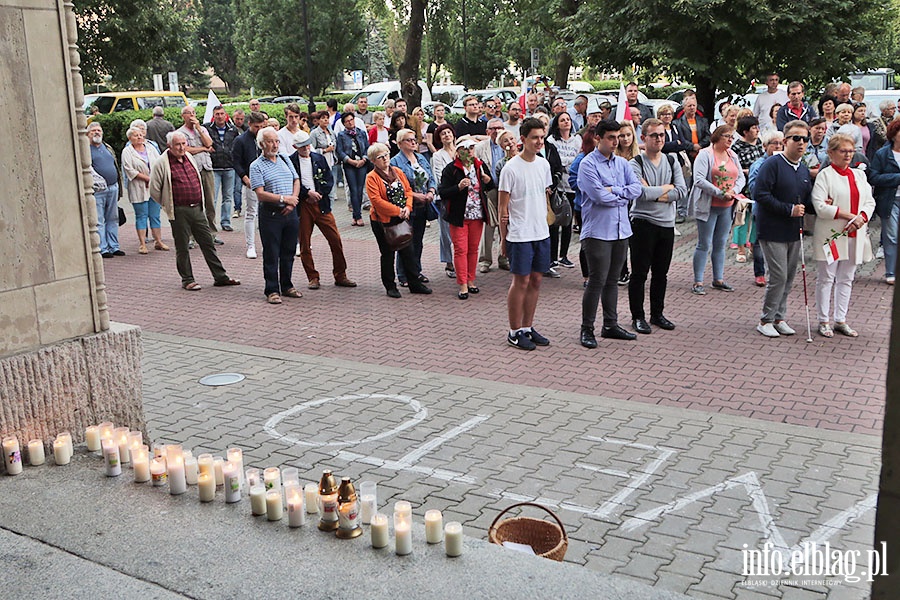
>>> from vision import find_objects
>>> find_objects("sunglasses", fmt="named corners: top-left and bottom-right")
top-left (786, 135), bottom-right (810, 143)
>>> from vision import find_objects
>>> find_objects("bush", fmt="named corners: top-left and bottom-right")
top-left (316, 93), bottom-right (356, 106)
top-left (586, 80), bottom-right (623, 91)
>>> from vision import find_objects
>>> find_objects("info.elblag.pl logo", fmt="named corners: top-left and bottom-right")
top-left (741, 542), bottom-right (888, 585)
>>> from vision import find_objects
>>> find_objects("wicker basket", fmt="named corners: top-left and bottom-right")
top-left (488, 502), bottom-right (568, 561)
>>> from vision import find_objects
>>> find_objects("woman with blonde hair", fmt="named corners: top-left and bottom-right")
top-left (409, 106), bottom-right (431, 158)
top-left (121, 126), bottom-right (163, 254)
top-left (616, 120), bottom-right (640, 160)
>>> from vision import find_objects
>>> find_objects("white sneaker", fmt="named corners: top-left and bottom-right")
top-left (886, 275), bottom-right (895, 285)
top-left (774, 321), bottom-right (795, 335)
top-left (246, 246), bottom-right (257, 259)
top-left (876, 246), bottom-right (885, 259)
top-left (757, 323), bottom-right (780, 338)
top-left (295, 243), bottom-right (301, 257)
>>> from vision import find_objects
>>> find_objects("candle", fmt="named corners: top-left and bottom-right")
top-left (168, 455), bottom-right (187, 495)
top-left (266, 490), bottom-right (284, 521)
top-left (263, 467), bottom-right (281, 491)
top-left (150, 458), bottom-right (167, 486)
top-left (318, 471), bottom-right (339, 531)
top-left (394, 513), bottom-right (412, 555)
top-left (444, 522), bottom-right (463, 557)
top-left (102, 438), bottom-right (121, 477)
top-left (98, 422), bottom-right (114, 440)
top-left (3, 437), bottom-right (22, 475)
top-left (213, 457), bottom-right (225, 486)
top-left (359, 481), bottom-right (377, 525)
top-left (246, 468), bottom-right (260, 489)
top-left (223, 462), bottom-right (241, 503)
top-left (184, 455), bottom-right (198, 485)
top-left (250, 485), bottom-right (266, 515)
top-left (226, 448), bottom-right (243, 487)
top-left (370, 513), bottom-right (389, 548)
top-left (287, 486), bottom-right (305, 527)
top-left (133, 447), bottom-right (150, 482)
top-left (152, 443), bottom-right (166, 461)
top-left (57, 432), bottom-right (73, 457)
top-left (197, 454), bottom-right (214, 480)
top-left (127, 432), bottom-right (143, 461)
top-left (183, 449), bottom-right (193, 460)
top-left (425, 510), bottom-right (443, 544)
top-left (28, 440), bottom-right (45, 466)
top-left (305, 483), bottom-right (319, 514)
top-left (336, 478), bottom-right (362, 538)
top-left (85, 426), bottom-right (101, 452)
top-left (53, 438), bottom-right (71, 466)
top-left (282, 466), bottom-right (299, 486)
top-left (114, 427), bottom-right (130, 464)
top-left (394, 501), bottom-right (412, 520)
top-left (198, 471), bottom-right (216, 502)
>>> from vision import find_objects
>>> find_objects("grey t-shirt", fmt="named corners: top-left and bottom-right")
top-left (629, 153), bottom-right (687, 228)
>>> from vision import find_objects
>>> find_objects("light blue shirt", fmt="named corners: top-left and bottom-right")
top-left (250, 154), bottom-right (298, 196)
top-left (490, 141), bottom-right (504, 184)
top-left (577, 149), bottom-right (642, 241)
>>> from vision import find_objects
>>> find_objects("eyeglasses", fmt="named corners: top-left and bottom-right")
top-left (786, 135), bottom-right (810, 143)
top-left (836, 149), bottom-right (855, 155)
top-left (403, 137), bottom-right (416, 143)
top-left (375, 154), bottom-right (389, 160)
top-left (488, 126), bottom-right (504, 131)
top-left (646, 132), bottom-right (666, 139)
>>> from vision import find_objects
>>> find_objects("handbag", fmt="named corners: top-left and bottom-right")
top-left (549, 185), bottom-right (573, 227)
top-left (382, 217), bottom-right (413, 251)
top-left (118, 206), bottom-right (127, 226)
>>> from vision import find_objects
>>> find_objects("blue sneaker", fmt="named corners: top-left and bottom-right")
top-left (507, 330), bottom-right (536, 351)
top-left (526, 328), bottom-right (550, 346)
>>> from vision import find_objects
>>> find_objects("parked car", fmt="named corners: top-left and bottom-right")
top-left (349, 80), bottom-right (432, 108)
top-left (272, 96), bottom-right (308, 105)
top-left (450, 89), bottom-right (518, 114)
top-left (431, 85), bottom-right (465, 106)
top-left (86, 90), bottom-right (189, 121)
top-left (422, 101), bottom-right (452, 120)
top-left (568, 81), bottom-right (595, 93)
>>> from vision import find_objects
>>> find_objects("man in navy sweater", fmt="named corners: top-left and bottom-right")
top-left (754, 120), bottom-right (815, 338)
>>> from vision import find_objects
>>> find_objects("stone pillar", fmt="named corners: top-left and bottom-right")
top-left (0, 0), bottom-right (144, 455)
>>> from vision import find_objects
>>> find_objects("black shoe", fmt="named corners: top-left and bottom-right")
top-left (526, 328), bottom-right (550, 346)
top-left (467, 286), bottom-right (479, 294)
top-left (417, 274), bottom-right (430, 283)
top-left (601, 325), bottom-right (637, 340)
top-left (632, 319), bottom-right (652, 334)
top-left (650, 315), bottom-right (676, 330)
top-left (409, 285), bottom-right (432, 294)
top-left (101, 252), bottom-right (114, 258)
top-left (112, 250), bottom-right (126, 256)
top-left (458, 292), bottom-right (469, 300)
top-left (214, 237), bottom-right (225, 245)
top-left (386, 288), bottom-right (402, 298)
top-left (222, 225), bottom-right (234, 232)
top-left (580, 327), bottom-right (598, 349)
top-left (712, 280), bottom-right (734, 292)
top-left (675, 215), bottom-right (686, 224)
top-left (618, 272), bottom-right (630, 286)
top-left (507, 330), bottom-right (536, 350)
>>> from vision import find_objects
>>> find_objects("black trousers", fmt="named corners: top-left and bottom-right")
top-left (582, 237), bottom-right (628, 329)
top-left (258, 206), bottom-right (299, 296)
top-left (371, 219), bottom-right (423, 292)
top-left (628, 218), bottom-right (674, 320)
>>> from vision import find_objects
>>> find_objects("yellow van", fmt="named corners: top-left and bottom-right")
top-left (86, 91), bottom-right (189, 119)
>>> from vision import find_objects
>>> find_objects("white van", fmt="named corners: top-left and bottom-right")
top-left (349, 81), bottom-right (432, 107)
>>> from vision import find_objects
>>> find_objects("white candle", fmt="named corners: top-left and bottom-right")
top-left (57, 432), bottom-right (73, 457)
top-left (133, 447), bottom-right (150, 482)
top-left (444, 522), bottom-right (463, 557)
top-left (85, 426), bottom-right (101, 452)
top-left (394, 514), bottom-right (412, 555)
top-left (198, 471), bottom-right (216, 502)
top-left (223, 462), bottom-right (241, 503)
top-left (394, 500), bottom-right (412, 520)
top-left (150, 458), bottom-right (167, 486)
top-left (3, 437), bottom-right (22, 475)
top-left (359, 481), bottom-right (377, 525)
top-left (197, 453), bottom-right (214, 480)
top-left (425, 509), bottom-right (443, 544)
top-left (263, 467), bottom-right (281, 491)
top-left (226, 448), bottom-right (243, 488)
top-left (28, 440), bottom-right (45, 466)
top-left (152, 443), bottom-right (166, 461)
top-left (213, 457), bottom-right (225, 486)
top-left (102, 438), bottom-right (121, 477)
top-left (246, 468), bottom-right (260, 489)
top-left (168, 455), bottom-right (187, 495)
top-left (184, 455), bottom-right (198, 484)
top-left (305, 483), bottom-right (319, 514)
top-left (98, 422), bottom-right (114, 440)
top-left (250, 485), bottom-right (266, 515)
top-left (287, 487), bottom-right (305, 527)
top-left (282, 466), bottom-right (299, 486)
top-left (266, 490), bottom-right (283, 521)
top-left (53, 438), bottom-right (71, 465)
top-left (127, 432), bottom-right (143, 462)
top-left (371, 513), bottom-right (389, 548)
top-left (114, 427), bottom-right (130, 464)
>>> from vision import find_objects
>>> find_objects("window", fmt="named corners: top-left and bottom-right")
top-left (113, 98), bottom-right (135, 112)
top-left (92, 96), bottom-right (116, 114)
top-left (138, 97), bottom-right (165, 110)
top-left (165, 96), bottom-right (186, 108)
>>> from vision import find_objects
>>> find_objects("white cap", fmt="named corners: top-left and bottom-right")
top-left (292, 130), bottom-right (311, 148)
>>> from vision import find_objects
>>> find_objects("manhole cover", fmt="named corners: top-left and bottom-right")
top-left (198, 373), bottom-right (245, 386)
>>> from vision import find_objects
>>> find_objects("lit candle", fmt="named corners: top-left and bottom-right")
top-left (318, 471), bottom-right (339, 531)
top-left (98, 422), bottom-right (114, 440)
top-left (250, 485), bottom-right (266, 515)
top-left (213, 457), bottom-right (225, 487)
top-left (53, 438), bottom-right (71, 466)
top-left (394, 501), bottom-right (412, 520)
top-left (287, 486), bottom-right (305, 527)
top-left (85, 426), bottom-right (101, 452)
top-left (198, 471), bottom-right (215, 502)
top-left (223, 461), bottom-right (241, 503)
top-left (197, 454), bottom-right (214, 480)
top-left (150, 458), bottom-right (167, 486)
top-left (3, 437), bottom-right (22, 475)
top-left (394, 513), bottom-right (412, 555)
top-left (57, 432), bottom-right (73, 457)
top-left (282, 466), bottom-right (299, 486)
top-left (425, 510), bottom-right (443, 544)
top-left (133, 447), bottom-right (150, 482)
top-left (102, 438), bottom-right (121, 477)
top-left (246, 468), bottom-right (260, 489)
top-left (305, 483), bottom-right (319, 514)
top-left (167, 452), bottom-right (187, 495)
top-left (127, 432), bottom-right (143, 462)
top-left (266, 490), bottom-right (283, 521)
top-left (370, 513), bottom-right (389, 548)
top-left (226, 448), bottom-right (243, 488)
top-left (114, 427), bottom-right (130, 464)
top-left (263, 467), bottom-right (281, 492)
top-left (360, 481), bottom-right (377, 525)
top-left (184, 455), bottom-right (198, 485)
top-left (152, 443), bottom-right (166, 461)
top-left (28, 440), bottom-right (45, 466)
top-left (444, 522), bottom-right (463, 557)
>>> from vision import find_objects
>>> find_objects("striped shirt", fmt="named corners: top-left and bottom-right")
top-left (250, 154), bottom-right (298, 196)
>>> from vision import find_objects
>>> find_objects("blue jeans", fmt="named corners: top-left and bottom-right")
top-left (133, 200), bottom-right (161, 231)
top-left (95, 184), bottom-right (119, 253)
top-left (396, 206), bottom-right (427, 283)
top-left (883, 200), bottom-right (900, 277)
top-left (344, 165), bottom-right (367, 220)
top-left (258, 206), bottom-right (300, 296)
top-left (213, 169), bottom-right (235, 228)
top-left (693, 205), bottom-right (732, 283)
top-left (436, 200), bottom-right (453, 264)
top-left (331, 163), bottom-right (342, 203)
top-left (233, 169), bottom-right (243, 212)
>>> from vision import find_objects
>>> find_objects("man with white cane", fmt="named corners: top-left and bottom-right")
top-left (753, 120), bottom-right (815, 338)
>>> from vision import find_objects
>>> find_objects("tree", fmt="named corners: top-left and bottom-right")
top-left (199, 0), bottom-right (243, 93)
top-left (398, 0), bottom-right (427, 107)
top-left (438, 0), bottom-right (510, 89)
top-left (233, 0), bottom-right (365, 96)
top-left (497, 0), bottom-right (581, 88)
top-left (574, 0), bottom-right (887, 114)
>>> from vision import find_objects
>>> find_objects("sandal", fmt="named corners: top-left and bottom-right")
top-left (138, 246), bottom-right (148, 255)
top-left (155, 242), bottom-right (170, 251)
top-left (833, 322), bottom-right (858, 337)
top-left (182, 282), bottom-right (202, 291)
top-left (818, 323), bottom-right (834, 338)
top-left (267, 293), bottom-right (282, 304)
top-left (736, 253), bottom-right (747, 263)
top-left (282, 288), bottom-right (303, 298)
top-left (417, 274), bottom-right (430, 283)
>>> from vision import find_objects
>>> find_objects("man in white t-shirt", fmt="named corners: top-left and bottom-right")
top-left (753, 73), bottom-right (788, 131)
top-left (278, 103), bottom-right (306, 156)
top-left (498, 117), bottom-right (553, 351)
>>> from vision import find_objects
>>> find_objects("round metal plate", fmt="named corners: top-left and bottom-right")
top-left (198, 373), bottom-right (245, 386)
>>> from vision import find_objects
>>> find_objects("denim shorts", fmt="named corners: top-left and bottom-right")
top-left (506, 237), bottom-right (551, 276)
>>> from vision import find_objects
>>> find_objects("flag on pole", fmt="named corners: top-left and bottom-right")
top-left (202, 89), bottom-right (221, 125)
top-left (614, 83), bottom-right (628, 122)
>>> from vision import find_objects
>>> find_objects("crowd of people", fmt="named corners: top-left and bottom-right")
top-left (86, 72), bottom-right (895, 346)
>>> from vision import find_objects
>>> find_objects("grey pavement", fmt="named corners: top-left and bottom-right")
top-left (130, 332), bottom-right (878, 599)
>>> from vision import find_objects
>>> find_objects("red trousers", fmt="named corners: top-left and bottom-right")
top-left (450, 219), bottom-right (484, 285)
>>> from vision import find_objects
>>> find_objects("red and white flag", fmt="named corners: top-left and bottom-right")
top-left (823, 239), bottom-right (839, 265)
top-left (615, 83), bottom-right (629, 122)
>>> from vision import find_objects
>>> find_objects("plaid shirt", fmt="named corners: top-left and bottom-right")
top-left (732, 138), bottom-right (765, 171)
top-left (168, 153), bottom-right (203, 206)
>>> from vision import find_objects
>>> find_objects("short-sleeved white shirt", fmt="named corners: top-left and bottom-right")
top-left (498, 154), bottom-right (552, 242)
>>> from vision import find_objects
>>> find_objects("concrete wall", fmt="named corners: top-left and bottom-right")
top-left (0, 0), bottom-right (108, 360)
